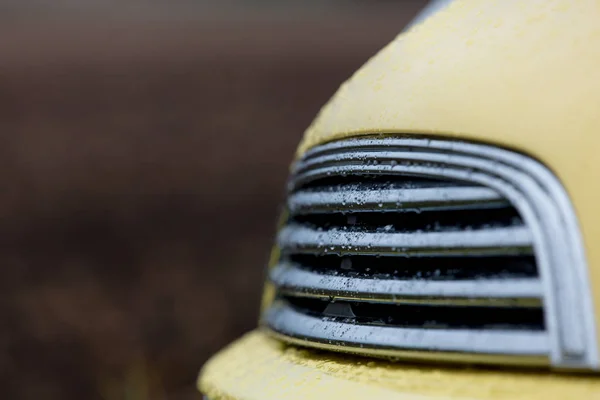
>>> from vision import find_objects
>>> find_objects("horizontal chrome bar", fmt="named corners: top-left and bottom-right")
top-left (270, 262), bottom-right (543, 307)
top-left (264, 302), bottom-right (550, 356)
top-left (289, 185), bottom-right (507, 214)
top-left (278, 224), bottom-right (533, 257)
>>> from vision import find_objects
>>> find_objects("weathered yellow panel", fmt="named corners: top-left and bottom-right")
top-left (199, 331), bottom-right (600, 400)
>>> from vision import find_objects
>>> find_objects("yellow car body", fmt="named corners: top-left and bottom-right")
top-left (199, 1), bottom-right (600, 398)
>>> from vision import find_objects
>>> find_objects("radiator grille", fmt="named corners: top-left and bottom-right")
top-left (262, 137), bottom-right (598, 369)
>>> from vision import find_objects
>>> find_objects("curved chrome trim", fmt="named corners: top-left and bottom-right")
top-left (270, 262), bottom-right (543, 307)
top-left (407, 0), bottom-right (455, 31)
top-left (265, 302), bottom-right (550, 357)
top-left (280, 137), bottom-right (597, 369)
top-left (289, 185), bottom-right (507, 214)
top-left (279, 224), bottom-right (533, 257)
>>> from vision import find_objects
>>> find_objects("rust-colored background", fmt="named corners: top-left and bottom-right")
top-left (0, 2), bottom-right (425, 398)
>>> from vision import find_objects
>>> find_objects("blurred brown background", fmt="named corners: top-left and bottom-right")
top-left (0, 1), bottom-right (426, 399)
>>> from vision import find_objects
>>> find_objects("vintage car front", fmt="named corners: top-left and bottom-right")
top-left (199, 1), bottom-right (600, 398)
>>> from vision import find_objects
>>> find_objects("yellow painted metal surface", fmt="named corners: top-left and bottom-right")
top-left (200, 0), bottom-right (600, 398)
top-left (199, 330), bottom-right (600, 400)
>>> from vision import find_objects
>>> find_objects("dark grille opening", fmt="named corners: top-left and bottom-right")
top-left (290, 207), bottom-right (523, 232)
top-left (283, 296), bottom-right (546, 331)
top-left (286, 254), bottom-right (538, 280)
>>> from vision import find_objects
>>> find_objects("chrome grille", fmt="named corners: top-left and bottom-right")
top-left (262, 137), bottom-right (598, 370)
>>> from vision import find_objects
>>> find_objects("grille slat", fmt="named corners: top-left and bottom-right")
top-left (289, 184), bottom-right (507, 214)
top-left (279, 224), bottom-right (533, 257)
top-left (270, 262), bottom-right (543, 307)
top-left (266, 302), bottom-right (550, 357)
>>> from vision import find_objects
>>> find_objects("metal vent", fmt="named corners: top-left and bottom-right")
top-left (263, 137), bottom-right (598, 370)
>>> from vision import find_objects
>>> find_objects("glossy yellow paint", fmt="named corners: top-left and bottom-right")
top-left (199, 330), bottom-right (600, 400)
top-left (200, 0), bottom-right (600, 398)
